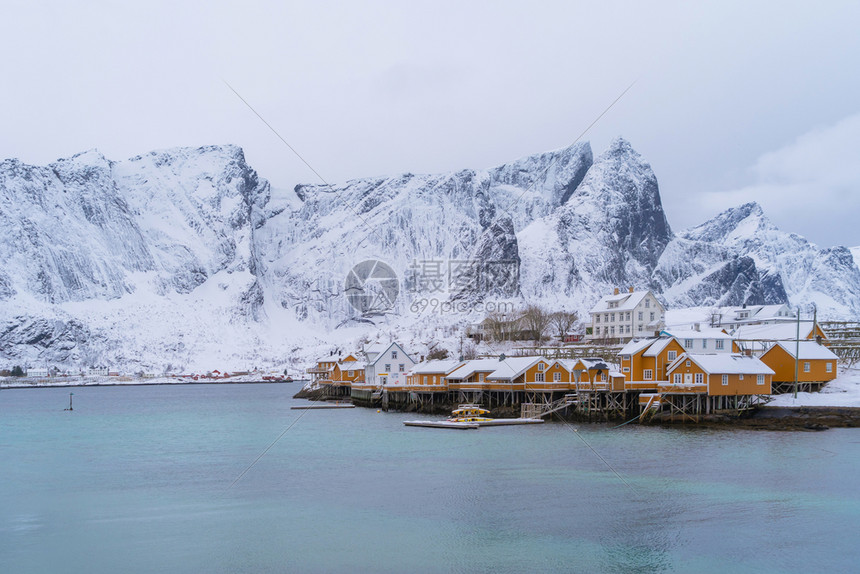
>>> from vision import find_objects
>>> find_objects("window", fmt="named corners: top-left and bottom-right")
top-left (537, 363), bottom-right (545, 371)
top-left (686, 360), bottom-right (691, 367)
top-left (423, 376), bottom-right (428, 384)
top-left (596, 315), bottom-right (601, 323)
top-left (667, 350), bottom-right (677, 361)
top-left (610, 326), bottom-right (615, 335)
top-left (673, 373), bottom-right (682, 384)
top-left (604, 313), bottom-right (609, 322)
top-left (638, 324), bottom-right (643, 332)
top-left (622, 355), bottom-right (630, 361)
top-left (399, 364), bottom-right (405, 372)
top-left (645, 299), bottom-right (650, 308)
top-left (650, 312), bottom-right (655, 321)
top-left (702, 339), bottom-right (707, 349)
top-left (803, 362), bottom-right (810, 373)
top-left (554, 372), bottom-right (561, 382)
top-left (826, 362), bottom-right (833, 373)
top-left (595, 326), bottom-right (601, 335)
top-left (348, 370), bottom-right (354, 377)
top-left (535, 372), bottom-right (545, 383)
top-left (478, 373), bottom-right (485, 382)
top-left (722, 374), bottom-right (729, 386)
top-left (716, 340), bottom-right (724, 350)
top-left (684, 339), bottom-right (693, 349)
top-left (739, 374), bottom-right (744, 380)
top-left (626, 312), bottom-right (631, 321)
top-left (384, 364), bottom-right (391, 372)
top-left (392, 351), bottom-right (397, 359)
top-left (623, 367), bottom-right (630, 373)
top-left (381, 377), bottom-right (387, 385)
top-left (644, 369), bottom-right (653, 381)
top-left (600, 372), bottom-right (607, 382)
top-left (638, 312), bottom-right (643, 320)
top-left (757, 374), bottom-right (765, 385)
top-left (695, 373), bottom-right (703, 384)
top-left (432, 375), bottom-right (437, 384)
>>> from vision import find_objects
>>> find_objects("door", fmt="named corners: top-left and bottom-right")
top-left (684, 373), bottom-right (692, 384)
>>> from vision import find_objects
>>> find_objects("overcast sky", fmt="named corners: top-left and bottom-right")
top-left (2, 1), bottom-right (859, 247)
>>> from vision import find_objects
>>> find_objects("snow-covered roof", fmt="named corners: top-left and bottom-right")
top-left (768, 341), bottom-right (838, 361)
top-left (643, 338), bottom-right (675, 357)
top-left (618, 339), bottom-right (654, 356)
top-left (669, 353), bottom-right (775, 375)
top-left (589, 290), bottom-right (660, 313)
top-left (446, 358), bottom-right (505, 379)
top-left (732, 322), bottom-right (822, 341)
top-left (662, 327), bottom-right (731, 340)
top-left (715, 304), bottom-right (794, 322)
top-left (365, 342), bottom-right (415, 366)
top-left (487, 356), bottom-right (548, 380)
top-left (410, 359), bottom-right (465, 375)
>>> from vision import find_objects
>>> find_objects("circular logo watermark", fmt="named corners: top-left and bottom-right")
top-left (345, 259), bottom-right (399, 316)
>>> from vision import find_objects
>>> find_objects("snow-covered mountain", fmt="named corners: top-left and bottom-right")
top-left (678, 202), bottom-right (860, 317)
top-left (1, 140), bottom-right (857, 371)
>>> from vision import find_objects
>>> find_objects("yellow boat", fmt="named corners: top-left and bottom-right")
top-left (447, 404), bottom-right (494, 423)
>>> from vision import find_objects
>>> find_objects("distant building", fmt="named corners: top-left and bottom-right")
top-left (87, 366), bottom-right (109, 376)
top-left (661, 326), bottom-right (735, 354)
top-left (709, 304), bottom-right (795, 328)
top-left (588, 288), bottom-right (665, 342)
top-left (27, 367), bottom-right (49, 377)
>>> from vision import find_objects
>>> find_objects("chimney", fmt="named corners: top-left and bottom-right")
top-left (629, 286), bottom-right (634, 293)
top-left (614, 287), bottom-right (620, 295)
top-left (694, 323), bottom-right (700, 332)
top-left (420, 355), bottom-right (425, 362)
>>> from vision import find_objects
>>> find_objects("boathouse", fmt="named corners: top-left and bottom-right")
top-left (759, 341), bottom-right (838, 393)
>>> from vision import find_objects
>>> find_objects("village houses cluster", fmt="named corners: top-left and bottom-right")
top-left (309, 289), bottom-right (838, 418)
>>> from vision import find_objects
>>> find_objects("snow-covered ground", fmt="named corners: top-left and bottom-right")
top-left (0, 372), bottom-right (305, 389)
top-left (767, 366), bottom-right (860, 407)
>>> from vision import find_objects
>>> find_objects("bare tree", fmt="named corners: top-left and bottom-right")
top-left (521, 304), bottom-right (550, 344)
top-left (551, 311), bottom-right (579, 343)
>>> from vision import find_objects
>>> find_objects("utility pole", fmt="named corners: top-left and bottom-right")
top-left (794, 306), bottom-right (800, 399)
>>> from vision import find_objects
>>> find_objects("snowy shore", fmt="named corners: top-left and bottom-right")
top-left (0, 374), bottom-right (305, 389)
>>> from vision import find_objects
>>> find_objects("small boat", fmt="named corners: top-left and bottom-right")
top-left (404, 404), bottom-right (544, 429)
top-left (447, 404), bottom-right (494, 423)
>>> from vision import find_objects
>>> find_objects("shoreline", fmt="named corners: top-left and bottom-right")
top-left (0, 378), bottom-right (305, 390)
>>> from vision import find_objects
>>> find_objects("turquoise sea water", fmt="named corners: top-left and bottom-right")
top-left (1, 383), bottom-right (859, 573)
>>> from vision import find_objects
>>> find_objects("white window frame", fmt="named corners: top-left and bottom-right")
top-left (667, 350), bottom-right (677, 361)
top-left (535, 372), bottom-right (545, 383)
top-left (673, 373), bottom-right (682, 384)
top-left (757, 374), bottom-right (765, 385)
top-left (684, 339), bottom-right (693, 348)
top-left (716, 340), bottom-right (724, 350)
top-left (702, 339), bottom-right (707, 349)
top-left (392, 351), bottom-right (398, 359)
top-left (722, 374), bottom-right (729, 386)
top-left (826, 363), bottom-right (833, 373)
top-left (553, 372), bottom-right (561, 382)
top-left (803, 362), bottom-right (810, 373)
top-left (348, 370), bottom-right (354, 377)
top-left (623, 367), bottom-right (630, 373)
top-left (695, 373), bottom-right (703, 384)
top-left (384, 364), bottom-right (391, 373)
top-left (399, 364), bottom-right (405, 372)
top-left (537, 363), bottom-right (545, 372)
top-left (643, 369), bottom-right (653, 381)
top-left (478, 373), bottom-right (485, 382)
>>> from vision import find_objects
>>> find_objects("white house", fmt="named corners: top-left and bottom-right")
top-left (588, 288), bottom-right (666, 341)
top-left (661, 326), bottom-right (734, 353)
top-left (709, 304), bottom-right (795, 328)
top-left (27, 367), bottom-right (49, 377)
top-left (87, 366), bottom-right (110, 376)
top-left (363, 342), bottom-right (416, 388)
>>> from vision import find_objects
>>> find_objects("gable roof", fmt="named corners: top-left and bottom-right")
top-left (366, 342), bottom-right (415, 366)
top-left (668, 353), bottom-right (775, 375)
top-left (446, 358), bottom-right (504, 380)
top-left (573, 357), bottom-right (612, 371)
top-left (589, 290), bottom-right (662, 314)
top-left (766, 341), bottom-right (838, 361)
top-left (643, 337), bottom-right (678, 357)
top-left (732, 322), bottom-right (824, 341)
top-left (410, 359), bottom-right (465, 375)
top-left (487, 357), bottom-right (549, 381)
top-left (618, 339), bottom-right (655, 356)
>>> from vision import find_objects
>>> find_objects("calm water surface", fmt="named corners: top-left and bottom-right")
top-left (1, 384), bottom-right (859, 573)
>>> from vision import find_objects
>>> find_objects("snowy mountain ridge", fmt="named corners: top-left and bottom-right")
top-left (1, 140), bottom-right (857, 371)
